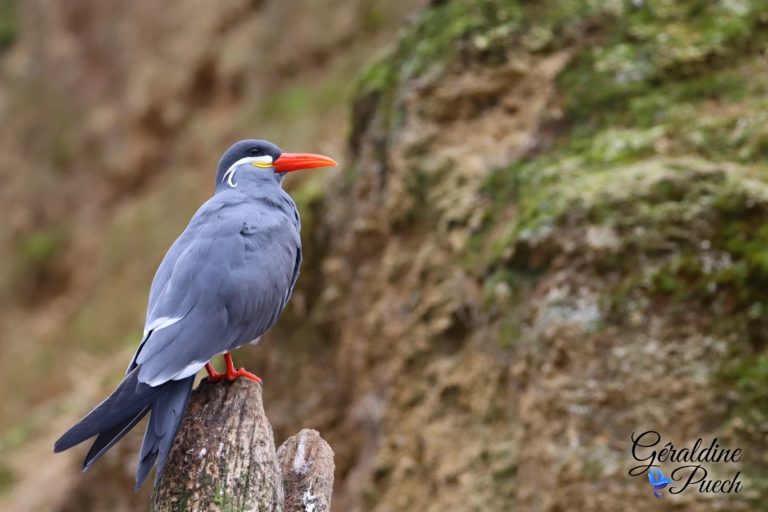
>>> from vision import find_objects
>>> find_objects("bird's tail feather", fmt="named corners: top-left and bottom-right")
top-left (136, 375), bottom-right (195, 489)
top-left (83, 408), bottom-right (150, 470)
top-left (53, 367), bottom-right (195, 490)
top-left (54, 367), bottom-right (158, 453)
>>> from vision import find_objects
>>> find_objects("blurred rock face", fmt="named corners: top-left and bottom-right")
top-left (291, 1), bottom-right (768, 510)
top-left (3, 0), bottom-right (768, 511)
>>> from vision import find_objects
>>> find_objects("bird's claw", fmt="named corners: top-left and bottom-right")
top-left (205, 369), bottom-right (261, 384)
top-left (230, 368), bottom-right (262, 383)
top-left (204, 356), bottom-right (262, 384)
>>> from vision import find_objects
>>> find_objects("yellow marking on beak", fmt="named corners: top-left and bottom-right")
top-left (251, 162), bottom-right (273, 168)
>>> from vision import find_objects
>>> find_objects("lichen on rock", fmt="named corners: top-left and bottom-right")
top-left (326, 0), bottom-right (768, 509)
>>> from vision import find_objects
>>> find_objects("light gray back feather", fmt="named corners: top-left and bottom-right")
top-left (131, 187), bottom-right (301, 386)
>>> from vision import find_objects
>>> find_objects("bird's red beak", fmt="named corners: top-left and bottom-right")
top-left (273, 153), bottom-right (338, 173)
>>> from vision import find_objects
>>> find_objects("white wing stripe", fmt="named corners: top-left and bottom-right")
top-left (143, 316), bottom-right (183, 337)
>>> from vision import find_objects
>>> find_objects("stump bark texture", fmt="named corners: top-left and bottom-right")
top-left (277, 429), bottom-right (335, 512)
top-left (150, 379), bottom-right (334, 512)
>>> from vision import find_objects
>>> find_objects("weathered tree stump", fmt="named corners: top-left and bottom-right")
top-left (150, 379), bottom-right (334, 512)
top-left (277, 430), bottom-right (334, 512)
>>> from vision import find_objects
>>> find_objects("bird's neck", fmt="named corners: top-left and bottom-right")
top-left (214, 177), bottom-right (299, 227)
top-left (214, 164), bottom-right (285, 194)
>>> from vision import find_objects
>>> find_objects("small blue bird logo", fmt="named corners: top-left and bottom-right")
top-left (648, 468), bottom-right (672, 498)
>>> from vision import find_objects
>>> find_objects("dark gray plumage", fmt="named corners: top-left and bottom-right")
top-left (54, 140), bottom-right (336, 489)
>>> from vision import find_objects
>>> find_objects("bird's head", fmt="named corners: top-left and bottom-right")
top-left (215, 139), bottom-right (337, 190)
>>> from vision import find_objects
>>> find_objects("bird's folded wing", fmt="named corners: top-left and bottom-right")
top-left (131, 210), bottom-right (300, 387)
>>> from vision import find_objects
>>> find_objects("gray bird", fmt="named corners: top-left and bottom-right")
top-left (53, 139), bottom-right (337, 489)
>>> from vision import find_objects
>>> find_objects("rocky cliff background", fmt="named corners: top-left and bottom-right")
top-left (1, 1), bottom-right (768, 511)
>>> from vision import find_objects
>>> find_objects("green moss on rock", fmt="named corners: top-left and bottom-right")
top-left (0, 461), bottom-right (14, 495)
top-left (464, 0), bottom-right (768, 326)
top-left (17, 229), bottom-right (62, 265)
top-left (345, 0), bottom-right (768, 506)
top-left (0, 0), bottom-right (17, 50)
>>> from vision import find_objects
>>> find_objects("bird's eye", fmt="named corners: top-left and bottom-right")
top-left (249, 148), bottom-right (262, 156)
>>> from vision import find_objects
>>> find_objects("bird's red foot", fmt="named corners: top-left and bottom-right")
top-left (227, 367), bottom-right (262, 383)
top-left (204, 362), bottom-right (226, 383)
top-left (205, 353), bottom-right (262, 384)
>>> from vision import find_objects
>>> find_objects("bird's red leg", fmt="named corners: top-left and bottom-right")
top-left (223, 353), bottom-right (262, 383)
top-left (205, 362), bottom-right (225, 382)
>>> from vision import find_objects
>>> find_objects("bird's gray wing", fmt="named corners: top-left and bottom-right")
top-left (131, 197), bottom-right (301, 386)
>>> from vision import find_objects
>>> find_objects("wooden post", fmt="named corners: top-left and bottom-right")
top-left (277, 429), bottom-right (335, 512)
top-left (150, 379), bottom-right (334, 512)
